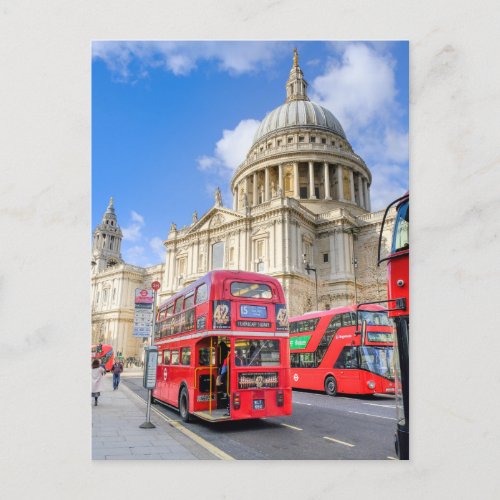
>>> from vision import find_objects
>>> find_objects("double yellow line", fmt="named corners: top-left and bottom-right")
top-left (128, 387), bottom-right (234, 460)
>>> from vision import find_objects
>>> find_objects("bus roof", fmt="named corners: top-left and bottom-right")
top-left (290, 304), bottom-right (387, 323)
top-left (158, 270), bottom-right (283, 309)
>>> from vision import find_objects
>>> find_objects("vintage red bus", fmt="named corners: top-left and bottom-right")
top-left (378, 192), bottom-right (409, 459)
top-left (289, 305), bottom-right (395, 396)
top-left (151, 270), bottom-right (292, 423)
top-left (91, 343), bottom-right (114, 372)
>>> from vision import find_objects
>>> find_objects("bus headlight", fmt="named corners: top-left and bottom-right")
top-left (367, 380), bottom-right (376, 389)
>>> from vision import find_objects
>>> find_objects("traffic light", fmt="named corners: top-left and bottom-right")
top-left (97, 343), bottom-right (102, 354)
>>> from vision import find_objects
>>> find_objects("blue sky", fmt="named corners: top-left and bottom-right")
top-left (92, 41), bottom-right (408, 267)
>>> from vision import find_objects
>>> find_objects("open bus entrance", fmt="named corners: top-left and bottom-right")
top-left (192, 336), bottom-right (232, 422)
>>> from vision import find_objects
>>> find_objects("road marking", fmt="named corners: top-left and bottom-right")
top-left (294, 402), bottom-right (312, 406)
top-left (127, 387), bottom-right (234, 460)
top-left (363, 403), bottom-right (396, 408)
top-left (323, 436), bottom-right (355, 447)
top-left (387, 456), bottom-right (398, 460)
top-left (281, 423), bottom-right (303, 431)
top-left (348, 410), bottom-right (397, 420)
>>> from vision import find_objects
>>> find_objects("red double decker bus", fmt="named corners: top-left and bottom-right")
top-left (91, 343), bottom-right (114, 372)
top-left (289, 305), bottom-right (395, 396)
top-left (152, 270), bottom-right (292, 423)
top-left (378, 192), bottom-right (409, 459)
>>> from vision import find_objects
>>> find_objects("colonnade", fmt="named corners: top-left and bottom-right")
top-left (232, 162), bottom-right (371, 211)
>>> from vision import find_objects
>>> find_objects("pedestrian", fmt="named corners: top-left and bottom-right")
top-left (235, 348), bottom-right (245, 366)
top-left (112, 358), bottom-right (124, 390)
top-left (92, 359), bottom-right (106, 406)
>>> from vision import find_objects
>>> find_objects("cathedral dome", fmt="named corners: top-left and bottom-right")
top-left (252, 99), bottom-right (346, 145)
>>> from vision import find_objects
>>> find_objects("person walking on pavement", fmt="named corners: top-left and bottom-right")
top-left (112, 358), bottom-right (124, 390)
top-left (92, 359), bottom-right (106, 406)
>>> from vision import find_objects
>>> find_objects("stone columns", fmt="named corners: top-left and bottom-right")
top-left (349, 170), bottom-right (355, 203)
top-left (233, 190), bottom-right (237, 211)
top-left (253, 171), bottom-right (258, 206)
top-left (366, 181), bottom-right (371, 211)
top-left (265, 167), bottom-right (270, 202)
top-left (308, 161), bottom-right (316, 199)
top-left (293, 162), bottom-right (299, 198)
top-left (245, 176), bottom-right (250, 204)
top-left (357, 175), bottom-right (365, 208)
top-left (324, 162), bottom-right (331, 199)
top-left (337, 165), bottom-right (344, 201)
top-left (278, 164), bottom-right (283, 194)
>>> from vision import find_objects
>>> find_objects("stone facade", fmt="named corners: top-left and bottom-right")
top-left (91, 51), bottom-right (396, 359)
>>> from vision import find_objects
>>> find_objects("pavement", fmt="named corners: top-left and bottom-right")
top-left (91, 369), bottom-right (226, 460)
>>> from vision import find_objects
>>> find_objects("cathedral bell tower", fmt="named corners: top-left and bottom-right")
top-left (91, 197), bottom-right (123, 274)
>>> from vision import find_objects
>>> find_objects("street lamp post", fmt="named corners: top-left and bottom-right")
top-left (303, 255), bottom-right (318, 311)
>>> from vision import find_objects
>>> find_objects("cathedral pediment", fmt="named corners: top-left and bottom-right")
top-left (186, 207), bottom-right (245, 234)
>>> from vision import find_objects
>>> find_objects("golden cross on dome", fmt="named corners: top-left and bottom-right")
top-left (293, 48), bottom-right (298, 67)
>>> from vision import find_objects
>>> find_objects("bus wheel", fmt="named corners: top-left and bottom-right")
top-left (324, 376), bottom-right (337, 396)
top-left (179, 387), bottom-right (191, 423)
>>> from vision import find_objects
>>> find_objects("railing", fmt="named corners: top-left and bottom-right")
top-left (233, 142), bottom-right (367, 177)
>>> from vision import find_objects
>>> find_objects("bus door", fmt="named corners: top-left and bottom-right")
top-left (195, 339), bottom-right (217, 408)
top-left (216, 337), bottom-right (230, 410)
top-left (157, 349), bottom-right (171, 402)
top-left (334, 345), bottom-right (361, 393)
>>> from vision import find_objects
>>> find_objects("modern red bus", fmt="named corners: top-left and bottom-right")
top-left (289, 305), bottom-right (395, 396)
top-left (151, 270), bottom-right (292, 423)
top-left (91, 343), bottom-right (114, 372)
top-left (378, 192), bottom-right (409, 460)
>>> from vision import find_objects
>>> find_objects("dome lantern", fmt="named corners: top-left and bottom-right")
top-left (285, 48), bottom-right (309, 103)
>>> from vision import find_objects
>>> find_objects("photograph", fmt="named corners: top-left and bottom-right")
top-left (91, 40), bottom-right (409, 460)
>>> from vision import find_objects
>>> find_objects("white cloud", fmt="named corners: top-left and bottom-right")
top-left (150, 237), bottom-right (166, 260)
top-left (92, 41), bottom-right (288, 81)
top-left (197, 119), bottom-right (260, 177)
top-left (369, 163), bottom-right (408, 212)
top-left (122, 210), bottom-right (145, 241)
top-left (310, 43), bottom-right (408, 209)
top-left (311, 43), bottom-right (397, 135)
top-left (124, 245), bottom-right (145, 263)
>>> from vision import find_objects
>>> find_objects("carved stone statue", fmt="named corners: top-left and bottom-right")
top-left (192, 211), bottom-right (198, 223)
top-left (170, 222), bottom-right (177, 232)
top-left (215, 186), bottom-right (223, 206)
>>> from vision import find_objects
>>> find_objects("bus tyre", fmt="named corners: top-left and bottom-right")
top-left (324, 376), bottom-right (337, 396)
top-left (179, 387), bottom-right (191, 423)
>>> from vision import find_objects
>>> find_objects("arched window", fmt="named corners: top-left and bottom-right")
top-left (211, 242), bottom-right (225, 269)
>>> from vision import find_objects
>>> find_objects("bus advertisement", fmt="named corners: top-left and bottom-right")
top-left (378, 192), bottom-right (409, 460)
top-left (151, 270), bottom-right (292, 423)
top-left (289, 305), bottom-right (395, 397)
top-left (91, 343), bottom-right (114, 372)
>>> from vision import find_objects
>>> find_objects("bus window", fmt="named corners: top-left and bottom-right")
top-left (195, 283), bottom-right (208, 304)
top-left (334, 346), bottom-right (359, 369)
top-left (166, 305), bottom-right (174, 316)
top-left (235, 339), bottom-right (280, 366)
top-left (340, 312), bottom-right (356, 326)
top-left (198, 347), bottom-right (213, 366)
top-left (157, 352), bottom-right (163, 365)
top-left (171, 350), bottom-right (180, 365)
top-left (290, 353), bottom-right (300, 368)
top-left (392, 200), bottom-right (409, 253)
top-left (185, 308), bottom-right (195, 331)
top-left (289, 318), bottom-right (320, 334)
top-left (174, 297), bottom-right (184, 314)
top-left (359, 310), bottom-right (390, 326)
top-left (163, 350), bottom-right (171, 365)
top-left (300, 352), bottom-right (316, 368)
top-left (230, 282), bottom-right (272, 299)
top-left (181, 347), bottom-right (191, 366)
top-left (359, 346), bottom-right (394, 377)
top-left (185, 292), bottom-right (195, 310)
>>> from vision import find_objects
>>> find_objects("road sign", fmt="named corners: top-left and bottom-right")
top-left (135, 288), bottom-right (153, 304)
top-left (151, 281), bottom-right (161, 291)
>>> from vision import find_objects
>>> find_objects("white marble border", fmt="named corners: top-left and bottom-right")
top-left (1, 1), bottom-right (499, 499)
